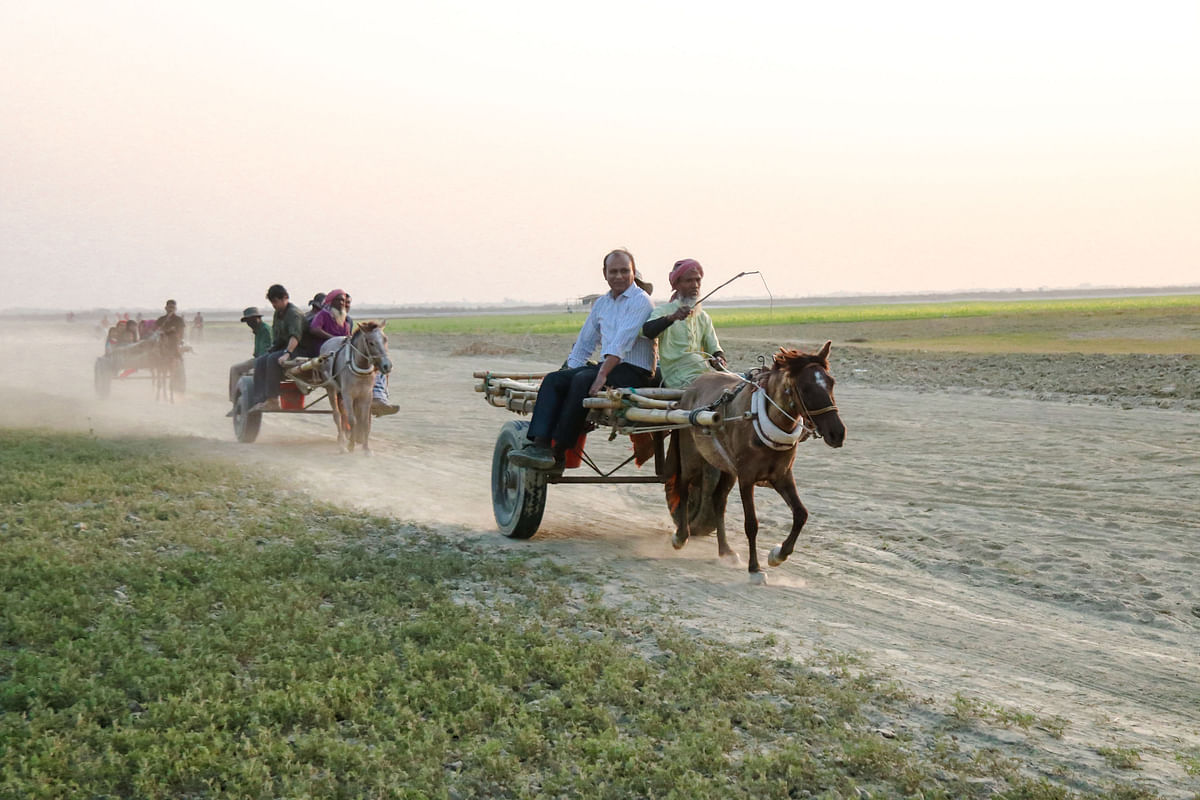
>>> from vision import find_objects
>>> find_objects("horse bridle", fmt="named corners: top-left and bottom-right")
top-left (756, 365), bottom-right (838, 445)
top-left (341, 328), bottom-right (386, 377)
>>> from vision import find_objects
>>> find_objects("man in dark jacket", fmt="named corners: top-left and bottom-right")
top-left (249, 284), bottom-right (307, 412)
top-left (156, 300), bottom-right (186, 347)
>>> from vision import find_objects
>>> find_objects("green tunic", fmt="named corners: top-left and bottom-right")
top-left (648, 300), bottom-right (722, 388)
top-left (253, 323), bottom-right (273, 358)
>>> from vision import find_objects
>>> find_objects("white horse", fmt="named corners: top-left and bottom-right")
top-left (319, 322), bottom-right (392, 454)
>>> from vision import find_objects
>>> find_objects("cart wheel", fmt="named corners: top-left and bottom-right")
top-left (492, 420), bottom-right (548, 539)
top-left (94, 357), bottom-right (112, 398)
top-left (233, 376), bottom-right (262, 443)
top-left (170, 359), bottom-right (186, 394)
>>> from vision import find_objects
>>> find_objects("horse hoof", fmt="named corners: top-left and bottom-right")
top-left (671, 534), bottom-right (688, 551)
top-left (748, 571), bottom-right (768, 586)
top-left (767, 546), bottom-right (786, 567)
top-left (719, 550), bottom-right (741, 566)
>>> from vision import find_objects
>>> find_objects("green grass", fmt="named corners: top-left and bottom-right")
top-left (379, 295), bottom-right (1200, 336)
top-left (0, 431), bottom-right (1175, 798)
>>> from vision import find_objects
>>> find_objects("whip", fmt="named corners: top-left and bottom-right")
top-left (695, 270), bottom-right (772, 306)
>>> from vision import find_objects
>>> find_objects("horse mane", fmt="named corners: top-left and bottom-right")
top-left (353, 320), bottom-right (382, 334)
top-left (771, 341), bottom-right (832, 375)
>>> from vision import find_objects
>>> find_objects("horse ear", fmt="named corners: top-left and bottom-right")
top-left (379, 319), bottom-right (387, 329)
top-left (817, 340), bottom-right (831, 360)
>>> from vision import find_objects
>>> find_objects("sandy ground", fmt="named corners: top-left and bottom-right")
top-left (5, 322), bottom-right (1199, 795)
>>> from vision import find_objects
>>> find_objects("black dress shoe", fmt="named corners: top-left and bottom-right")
top-left (507, 446), bottom-right (556, 470)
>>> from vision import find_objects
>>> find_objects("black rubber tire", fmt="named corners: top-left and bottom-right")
top-left (94, 357), bottom-right (112, 398)
top-left (233, 376), bottom-right (262, 443)
top-left (491, 420), bottom-right (548, 539)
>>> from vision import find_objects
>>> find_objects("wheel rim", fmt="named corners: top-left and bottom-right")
top-left (493, 444), bottom-right (521, 526)
top-left (233, 394), bottom-right (247, 436)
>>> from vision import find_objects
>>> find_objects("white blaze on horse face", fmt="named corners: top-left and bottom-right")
top-left (811, 369), bottom-right (830, 391)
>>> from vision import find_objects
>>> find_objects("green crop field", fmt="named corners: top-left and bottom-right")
top-left (377, 294), bottom-right (1200, 356)
top-left (384, 295), bottom-right (1200, 336)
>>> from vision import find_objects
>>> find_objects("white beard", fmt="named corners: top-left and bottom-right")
top-left (330, 307), bottom-right (348, 326)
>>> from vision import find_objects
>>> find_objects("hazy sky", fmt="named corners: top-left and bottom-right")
top-left (3, 0), bottom-right (1197, 311)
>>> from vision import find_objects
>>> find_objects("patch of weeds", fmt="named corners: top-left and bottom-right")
top-left (1176, 748), bottom-right (1200, 776)
top-left (948, 692), bottom-right (1067, 737)
top-left (1098, 746), bottom-right (1143, 770)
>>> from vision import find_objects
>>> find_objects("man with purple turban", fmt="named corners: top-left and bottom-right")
top-left (641, 258), bottom-right (726, 388)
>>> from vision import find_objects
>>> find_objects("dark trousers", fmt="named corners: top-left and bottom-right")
top-left (229, 357), bottom-right (255, 402)
top-left (527, 362), bottom-right (655, 450)
top-left (251, 349), bottom-right (289, 404)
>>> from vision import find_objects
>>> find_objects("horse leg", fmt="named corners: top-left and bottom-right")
top-left (670, 434), bottom-right (692, 550)
top-left (331, 389), bottom-right (349, 452)
top-left (767, 473), bottom-right (809, 568)
top-left (343, 387), bottom-right (357, 453)
top-left (671, 477), bottom-right (691, 549)
top-left (712, 470), bottom-right (739, 564)
top-left (739, 478), bottom-right (766, 584)
top-left (358, 387), bottom-right (373, 455)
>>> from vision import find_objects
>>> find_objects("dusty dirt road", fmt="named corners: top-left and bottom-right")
top-left (6, 322), bottom-right (1199, 795)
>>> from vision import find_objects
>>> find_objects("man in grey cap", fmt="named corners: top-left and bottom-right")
top-left (227, 306), bottom-right (274, 414)
top-left (305, 293), bottom-right (327, 325)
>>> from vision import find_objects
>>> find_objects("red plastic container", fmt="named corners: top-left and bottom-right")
top-left (279, 382), bottom-right (306, 411)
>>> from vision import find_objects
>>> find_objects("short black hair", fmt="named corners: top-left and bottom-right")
top-left (603, 248), bottom-right (635, 272)
top-left (266, 284), bottom-right (289, 301)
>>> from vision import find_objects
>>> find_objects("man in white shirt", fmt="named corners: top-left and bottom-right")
top-left (509, 249), bottom-right (658, 470)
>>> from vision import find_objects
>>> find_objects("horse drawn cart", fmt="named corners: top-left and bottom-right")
top-left (478, 345), bottom-right (846, 583)
top-left (475, 370), bottom-right (725, 539)
top-left (94, 333), bottom-right (187, 400)
top-left (232, 322), bottom-right (392, 451)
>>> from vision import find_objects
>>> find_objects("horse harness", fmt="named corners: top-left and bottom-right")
top-left (339, 328), bottom-right (384, 378)
top-left (713, 366), bottom-right (838, 451)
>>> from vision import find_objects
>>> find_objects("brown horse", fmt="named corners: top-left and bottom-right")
top-left (669, 341), bottom-right (846, 583)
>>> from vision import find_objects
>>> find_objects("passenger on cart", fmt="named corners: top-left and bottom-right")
top-left (507, 248), bottom-right (657, 471)
top-left (304, 292), bottom-right (327, 325)
top-left (305, 289), bottom-right (352, 349)
top-left (248, 284), bottom-right (307, 413)
top-left (641, 258), bottom-right (726, 388)
top-left (227, 306), bottom-right (273, 414)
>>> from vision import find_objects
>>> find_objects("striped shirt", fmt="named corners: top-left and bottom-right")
top-left (566, 284), bottom-right (657, 373)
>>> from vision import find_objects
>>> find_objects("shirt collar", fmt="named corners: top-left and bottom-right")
top-left (612, 283), bottom-right (645, 301)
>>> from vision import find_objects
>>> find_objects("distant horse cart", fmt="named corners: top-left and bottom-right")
top-left (475, 342), bottom-right (846, 582)
top-left (93, 332), bottom-right (187, 401)
top-left (232, 322), bottom-right (392, 452)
